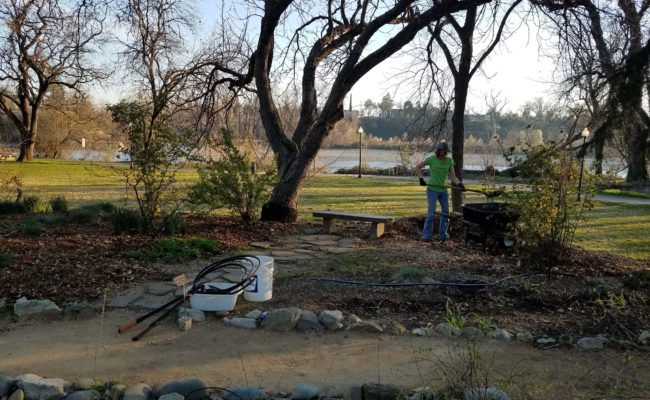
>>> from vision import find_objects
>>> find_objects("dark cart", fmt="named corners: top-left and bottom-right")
top-left (461, 202), bottom-right (517, 248)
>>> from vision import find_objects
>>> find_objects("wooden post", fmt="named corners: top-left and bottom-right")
top-left (370, 222), bottom-right (385, 240)
top-left (322, 217), bottom-right (336, 233)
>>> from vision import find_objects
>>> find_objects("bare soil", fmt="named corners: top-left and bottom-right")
top-left (0, 310), bottom-right (649, 398)
top-left (1, 214), bottom-right (649, 339)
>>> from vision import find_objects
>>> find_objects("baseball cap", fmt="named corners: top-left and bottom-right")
top-left (435, 142), bottom-right (450, 153)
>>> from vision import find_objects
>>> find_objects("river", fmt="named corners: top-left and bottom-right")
top-left (64, 147), bottom-right (626, 176)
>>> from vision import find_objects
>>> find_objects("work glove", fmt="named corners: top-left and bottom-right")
top-left (419, 177), bottom-right (427, 186)
top-left (456, 182), bottom-right (466, 191)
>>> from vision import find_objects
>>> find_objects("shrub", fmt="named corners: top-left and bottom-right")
top-left (0, 252), bottom-right (13, 268)
top-left (162, 212), bottom-right (186, 236)
top-left (22, 196), bottom-right (40, 213)
top-left (108, 101), bottom-right (195, 234)
top-left (66, 202), bottom-right (120, 226)
top-left (108, 207), bottom-right (144, 234)
top-left (34, 214), bottom-right (67, 225)
top-left (124, 237), bottom-right (221, 262)
top-left (505, 143), bottom-right (593, 274)
top-left (191, 129), bottom-right (277, 220)
top-left (21, 220), bottom-right (44, 236)
top-left (397, 266), bottom-right (428, 282)
top-left (444, 298), bottom-right (468, 329)
top-left (0, 200), bottom-right (27, 215)
top-left (49, 195), bottom-right (69, 213)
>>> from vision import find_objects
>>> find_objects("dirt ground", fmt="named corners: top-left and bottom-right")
top-left (1, 310), bottom-right (649, 399)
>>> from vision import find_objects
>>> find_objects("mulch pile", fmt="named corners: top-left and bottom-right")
top-left (0, 214), bottom-right (303, 303)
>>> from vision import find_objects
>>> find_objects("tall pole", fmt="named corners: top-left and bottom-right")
top-left (577, 128), bottom-right (589, 201)
top-left (358, 127), bottom-right (363, 178)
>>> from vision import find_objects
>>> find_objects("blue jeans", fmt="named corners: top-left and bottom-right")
top-left (423, 189), bottom-right (449, 240)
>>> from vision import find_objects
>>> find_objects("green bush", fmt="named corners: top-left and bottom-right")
top-left (505, 143), bottom-right (593, 273)
top-left (0, 200), bottom-right (27, 215)
top-left (48, 195), bottom-right (69, 213)
top-left (21, 220), bottom-right (44, 236)
top-left (0, 251), bottom-right (13, 268)
top-left (124, 237), bottom-right (221, 262)
top-left (162, 212), bottom-right (186, 236)
top-left (22, 196), bottom-right (40, 213)
top-left (108, 207), bottom-right (144, 234)
top-left (33, 214), bottom-right (67, 225)
top-left (191, 129), bottom-right (277, 220)
top-left (68, 202), bottom-right (117, 225)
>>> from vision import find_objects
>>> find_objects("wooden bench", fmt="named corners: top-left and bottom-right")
top-left (312, 211), bottom-right (396, 240)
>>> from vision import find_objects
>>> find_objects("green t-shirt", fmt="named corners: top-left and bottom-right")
top-left (425, 155), bottom-right (455, 191)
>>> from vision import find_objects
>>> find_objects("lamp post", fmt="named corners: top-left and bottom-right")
top-left (577, 127), bottom-right (590, 201)
top-left (358, 126), bottom-right (364, 178)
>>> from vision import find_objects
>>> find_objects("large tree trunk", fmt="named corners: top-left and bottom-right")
top-left (626, 123), bottom-right (649, 181)
top-left (260, 160), bottom-right (306, 222)
top-left (451, 82), bottom-right (468, 212)
top-left (16, 133), bottom-right (35, 162)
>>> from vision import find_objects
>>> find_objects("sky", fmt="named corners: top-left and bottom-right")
top-left (92, 0), bottom-right (558, 115)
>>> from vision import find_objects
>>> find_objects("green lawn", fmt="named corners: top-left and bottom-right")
top-left (2, 160), bottom-right (650, 260)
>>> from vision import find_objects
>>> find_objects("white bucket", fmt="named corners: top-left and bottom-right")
top-left (190, 281), bottom-right (243, 312)
top-left (242, 256), bottom-right (274, 302)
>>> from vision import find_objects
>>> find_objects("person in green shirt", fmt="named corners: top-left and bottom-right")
top-left (415, 142), bottom-right (464, 241)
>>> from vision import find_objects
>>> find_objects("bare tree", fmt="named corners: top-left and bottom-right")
top-left (0, 0), bottom-right (108, 161)
top-left (242, 0), bottom-right (493, 222)
top-left (536, 0), bottom-right (650, 181)
top-left (424, 0), bottom-right (524, 211)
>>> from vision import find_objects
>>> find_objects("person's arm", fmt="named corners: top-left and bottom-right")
top-left (449, 165), bottom-right (464, 189)
top-left (415, 160), bottom-right (427, 177)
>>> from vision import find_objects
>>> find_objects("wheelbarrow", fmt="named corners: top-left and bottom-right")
top-left (460, 202), bottom-right (517, 249)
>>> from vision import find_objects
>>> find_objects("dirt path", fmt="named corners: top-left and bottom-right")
top-left (1, 311), bottom-right (649, 398)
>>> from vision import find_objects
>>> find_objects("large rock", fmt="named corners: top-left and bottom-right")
top-left (0, 376), bottom-right (15, 397)
top-left (157, 379), bottom-right (207, 400)
top-left (224, 388), bottom-right (267, 400)
top-left (347, 321), bottom-right (384, 334)
top-left (159, 394), bottom-right (184, 400)
top-left (9, 389), bottom-right (25, 400)
top-left (16, 374), bottom-right (70, 400)
top-left (464, 387), bottom-right (510, 400)
top-left (488, 329), bottom-right (512, 342)
top-left (13, 298), bottom-right (62, 319)
top-left (225, 317), bottom-right (258, 330)
top-left (291, 384), bottom-right (320, 400)
top-left (318, 310), bottom-right (344, 331)
top-left (178, 308), bottom-right (205, 322)
top-left (434, 323), bottom-right (461, 338)
top-left (382, 321), bottom-right (406, 336)
top-left (74, 379), bottom-right (95, 391)
top-left (262, 308), bottom-right (301, 332)
top-left (515, 332), bottom-right (534, 343)
top-left (576, 336), bottom-right (608, 350)
top-left (361, 384), bottom-right (406, 400)
top-left (123, 383), bottom-right (151, 400)
top-left (460, 327), bottom-right (485, 340)
top-left (66, 390), bottom-right (100, 400)
top-left (411, 328), bottom-right (434, 337)
top-left (296, 311), bottom-right (325, 331)
top-left (638, 330), bottom-right (650, 344)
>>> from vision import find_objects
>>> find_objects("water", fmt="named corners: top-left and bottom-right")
top-left (315, 148), bottom-right (627, 176)
top-left (63, 147), bottom-right (627, 177)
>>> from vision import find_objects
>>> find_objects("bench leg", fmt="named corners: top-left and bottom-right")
top-left (370, 222), bottom-right (385, 240)
top-left (322, 218), bottom-right (336, 234)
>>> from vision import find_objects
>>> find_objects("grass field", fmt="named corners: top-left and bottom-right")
top-left (2, 160), bottom-right (650, 260)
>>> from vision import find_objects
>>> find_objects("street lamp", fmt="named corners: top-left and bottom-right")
top-left (358, 126), bottom-right (364, 178)
top-left (577, 127), bottom-right (590, 201)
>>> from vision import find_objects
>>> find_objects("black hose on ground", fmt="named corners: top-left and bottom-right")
top-left (307, 273), bottom-right (532, 288)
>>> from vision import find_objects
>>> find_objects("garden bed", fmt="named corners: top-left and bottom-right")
top-left (1, 212), bottom-right (648, 339)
